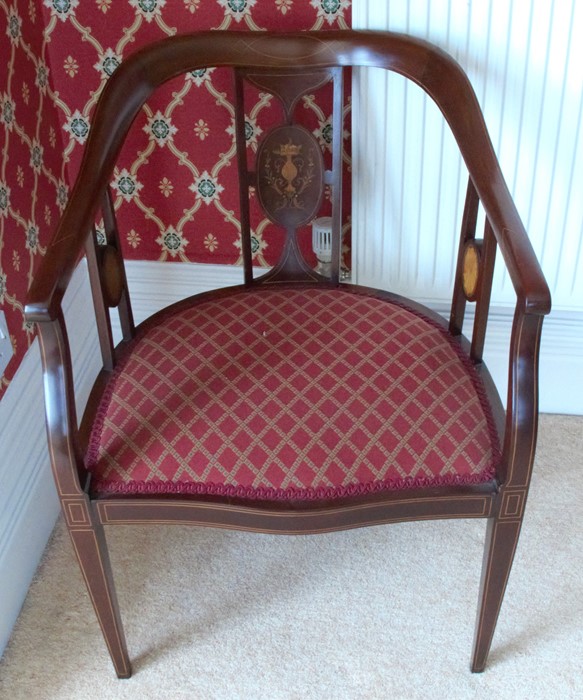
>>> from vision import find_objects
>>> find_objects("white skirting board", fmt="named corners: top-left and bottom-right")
top-left (413, 300), bottom-right (583, 417)
top-left (0, 259), bottom-right (580, 658)
top-left (0, 261), bottom-right (101, 657)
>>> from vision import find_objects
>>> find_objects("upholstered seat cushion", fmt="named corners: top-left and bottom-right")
top-left (86, 287), bottom-right (499, 500)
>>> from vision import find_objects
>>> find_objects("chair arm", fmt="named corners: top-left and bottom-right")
top-left (25, 78), bottom-right (152, 323)
top-left (408, 41), bottom-right (551, 317)
top-left (498, 306), bottom-right (545, 487)
top-left (474, 175), bottom-right (551, 317)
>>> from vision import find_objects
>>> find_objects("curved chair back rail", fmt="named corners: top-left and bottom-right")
top-left (26, 30), bottom-right (549, 321)
top-left (23, 31), bottom-right (551, 678)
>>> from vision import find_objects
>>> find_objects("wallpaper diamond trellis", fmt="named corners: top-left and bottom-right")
top-left (0, 0), bottom-right (65, 396)
top-left (0, 0), bottom-right (352, 399)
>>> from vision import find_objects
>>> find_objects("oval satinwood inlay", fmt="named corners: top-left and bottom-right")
top-left (462, 241), bottom-right (482, 302)
top-left (100, 244), bottom-right (124, 308)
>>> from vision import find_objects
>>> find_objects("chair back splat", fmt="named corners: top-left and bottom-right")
top-left (234, 65), bottom-right (344, 285)
top-left (25, 31), bottom-right (551, 679)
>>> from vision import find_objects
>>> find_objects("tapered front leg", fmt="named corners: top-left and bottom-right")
top-left (471, 515), bottom-right (523, 672)
top-left (68, 514), bottom-right (132, 678)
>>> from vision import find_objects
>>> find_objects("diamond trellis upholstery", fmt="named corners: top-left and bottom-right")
top-left (87, 288), bottom-right (499, 499)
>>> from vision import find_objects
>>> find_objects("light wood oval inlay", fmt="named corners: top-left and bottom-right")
top-left (100, 244), bottom-right (124, 307)
top-left (462, 241), bottom-right (482, 301)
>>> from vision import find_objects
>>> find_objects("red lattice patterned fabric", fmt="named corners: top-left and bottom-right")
top-left (87, 288), bottom-right (499, 500)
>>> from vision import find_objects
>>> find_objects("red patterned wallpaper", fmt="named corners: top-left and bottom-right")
top-left (0, 0), bottom-right (351, 399)
top-left (0, 1), bottom-right (66, 395)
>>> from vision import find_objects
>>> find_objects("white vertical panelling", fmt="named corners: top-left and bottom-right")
top-left (353, 65), bottom-right (468, 299)
top-left (352, 0), bottom-right (583, 414)
top-left (542, 0), bottom-right (583, 301)
top-left (352, 0), bottom-right (583, 313)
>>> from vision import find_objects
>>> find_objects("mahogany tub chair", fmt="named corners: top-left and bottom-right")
top-left (26, 31), bottom-right (551, 678)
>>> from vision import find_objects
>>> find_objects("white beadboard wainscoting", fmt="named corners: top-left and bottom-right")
top-left (351, 0), bottom-right (583, 411)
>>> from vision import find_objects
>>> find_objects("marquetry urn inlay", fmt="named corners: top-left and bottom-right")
top-left (256, 124), bottom-right (324, 229)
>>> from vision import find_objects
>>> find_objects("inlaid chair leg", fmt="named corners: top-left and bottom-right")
top-left (68, 522), bottom-right (132, 678)
top-left (471, 515), bottom-right (523, 672)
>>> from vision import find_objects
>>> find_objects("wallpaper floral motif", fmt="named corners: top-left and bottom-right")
top-left (0, 0), bottom-right (351, 399)
top-left (0, 1), bottom-right (66, 395)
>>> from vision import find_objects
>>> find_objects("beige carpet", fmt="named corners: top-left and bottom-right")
top-left (0, 414), bottom-right (581, 699)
